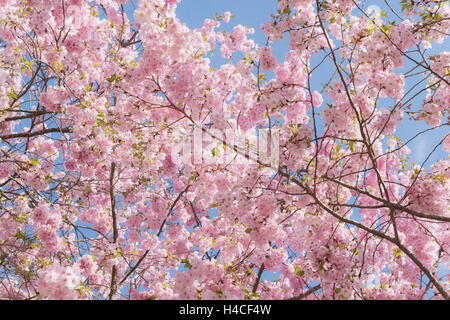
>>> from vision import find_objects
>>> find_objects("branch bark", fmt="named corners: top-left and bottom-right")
top-left (108, 162), bottom-right (118, 300)
top-left (288, 284), bottom-right (321, 300)
top-left (0, 127), bottom-right (71, 140)
top-left (252, 263), bottom-right (265, 294)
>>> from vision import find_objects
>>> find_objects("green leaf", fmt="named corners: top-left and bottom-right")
top-left (348, 141), bottom-right (356, 152)
top-left (381, 24), bottom-right (392, 34)
top-left (8, 89), bottom-right (17, 100)
top-left (294, 267), bottom-right (305, 277)
top-left (29, 158), bottom-right (40, 166)
top-left (393, 248), bottom-right (402, 258)
top-left (106, 73), bottom-right (122, 83)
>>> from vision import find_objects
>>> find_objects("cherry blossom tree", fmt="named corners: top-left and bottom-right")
top-left (0, 0), bottom-right (449, 300)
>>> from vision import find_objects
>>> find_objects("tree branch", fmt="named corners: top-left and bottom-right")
top-left (0, 127), bottom-right (71, 140)
top-left (288, 284), bottom-right (321, 300)
top-left (108, 162), bottom-right (118, 300)
top-left (252, 263), bottom-right (265, 294)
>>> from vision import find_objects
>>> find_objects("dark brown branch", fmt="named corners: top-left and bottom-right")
top-left (118, 249), bottom-right (150, 287)
top-left (323, 176), bottom-right (450, 223)
top-left (108, 162), bottom-right (118, 300)
top-left (0, 127), bottom-right (71, 140)
top-left (288, 284), bottom-right (321, 300)
top-left (252, 263), bottom-right (265, 294)
top-left (110, 162), bottom-right (118, 243)
top-left (3, 110), bottom-right (51, 122)
top-left (189, 201), bottom-right (202, 228)
top-left (157, 185), bottom-right (190, 237)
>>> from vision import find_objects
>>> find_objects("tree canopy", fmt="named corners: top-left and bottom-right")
top-left (0, 0), bottom-right (449, 300)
